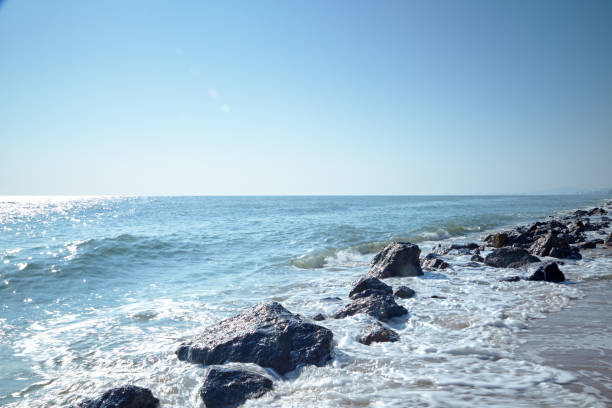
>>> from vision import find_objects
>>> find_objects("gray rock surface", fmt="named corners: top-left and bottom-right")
top-left (73, 385), bottom-right (159, 408)
top-left (348, 276), bottom-right (392, 299)
top-left (368, 242), bottom-right (423, 278)
top-left (176, 302), bottom-right (333, 375)
top-left (358, 322), bottom-right (400, 345)
top-left (333, 293), bottom-right (408, 321)
top-left (484, 247), bottom-right (540, 268)
top-left (199, 367), bottom-right (273, 408)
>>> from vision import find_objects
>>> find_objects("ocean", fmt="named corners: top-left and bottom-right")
top-left (1, 195), bottom-right (611, 407)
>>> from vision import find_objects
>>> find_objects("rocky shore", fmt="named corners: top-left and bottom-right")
top-left (73, 201), bottom-right (612, 408)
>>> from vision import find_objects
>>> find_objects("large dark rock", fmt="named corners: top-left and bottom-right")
top-left (200, 367), bottom-right (273, 408)
top-left (312, 313), bottom-right (326, 321)
top-left (574, 209), bottom-right (588, 217)
top-left (393, 285), bottom-right (416, 299)
top-left (73, 385), bottom-right (159, 408)
top-left (358, 322), bottom-right (400, 345)
top-left (332, 293), bottom-right (408, 321)
top-left (349, 276), bottom-right (392, 299)
top-left (491, 233), bottom-right (508, 248)
top-left (484, 247), bottom-right (540, 268)
top-left (527, 263), bottom-right (566, 283)
top-left (176, 302), bottom-right (333, 375)
top-left (588, 207), bottom-right (607, 216)
top-left (421, 253), bottom-right (449, 270)
top-left (529, 233), bottom-right (571, 257)
top-left (368, 242), bottom-right (423, 278)
top-left (432, 242), bottom-right (479, 255)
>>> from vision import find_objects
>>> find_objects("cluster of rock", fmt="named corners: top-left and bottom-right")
top-left (483, 208), bottom-right (609, 268)
top-left (73, 205), bottom-right (611, 407)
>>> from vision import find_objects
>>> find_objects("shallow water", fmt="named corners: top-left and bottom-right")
top-left (1, 195), bottom-right (611, 407)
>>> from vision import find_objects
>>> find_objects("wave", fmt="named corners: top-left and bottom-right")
top-left (290, 214), bottom-right (520, 269)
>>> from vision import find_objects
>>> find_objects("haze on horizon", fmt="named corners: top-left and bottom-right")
top-left (1, 1), bottom-right (611, 196)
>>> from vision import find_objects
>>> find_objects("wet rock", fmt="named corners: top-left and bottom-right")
top-left (578, 241), bottom-right (597, 249)
top-left (321, 296), bottom-right (342, 302)
top-left (527, 262), bottom-right (566, 283)
top-left (484, 247), bottom-right (540, 268)
top-left (421, 253), bottom-right (449, 270)
top-left (492, 233), bottom-right (508, 248)
top-left (606, 234), bottom-right (612, 247)
top-left (368, 242), bottom-right (423, 278)
top-left (348, 276), bottom-right (392, 300)
top-left (470, 254), bottom-right (484, 262)
top-left (312, 313), bottom-right (326, 321)
top-left (200, 367), bottom-right (273, 408)
top-left (73, 385), bottom-right (159, 408)
top-left (176, 302), bottom-right (333, 375)
top-left (588, 207), bottom-right (607, 216)
top-left (430, 295), bottom-right (447, 299)
top-left (499, 276), bottom-right (521, 282)
top-left (574, 209), bottom-right (588, 217)
top-left (393, 285), bottom-right (415, 299)
top-left (332, 293), bottom-right (408, 321)
top-left (358, 322), bottom-right (400, 345)
top-left (529, 233), bottom-right (571, 258)
top-left (465, 261), bottom-right (482, 267)
top-left (434, 243), bottom-right (479, 255)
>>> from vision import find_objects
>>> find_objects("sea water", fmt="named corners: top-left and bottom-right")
top-left (1, 195), bottom-right (611, 407)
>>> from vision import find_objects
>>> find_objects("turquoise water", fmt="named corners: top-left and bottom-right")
top-left (1, 195), bottom-right (610, 407)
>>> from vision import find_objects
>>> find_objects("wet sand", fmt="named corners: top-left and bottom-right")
top-left (520, 249), bottom-right (612, 405)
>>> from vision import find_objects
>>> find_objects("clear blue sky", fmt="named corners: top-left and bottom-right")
top-left (1, 0), bottom-right (611, 195)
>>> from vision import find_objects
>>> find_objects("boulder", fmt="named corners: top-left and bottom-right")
top-left (333, 293), bottom-right (408, 321)
top-left (492, 233), bottom-right (508, 248)
top-left (73, 385), bottom-right (159, 408)
top-left (348, 276), bottom-right (392, 300)
top-left (393, 285), bottom-right (415, 299)
top-left (484, 247), bottom-right (540, 268)
top-left (470, 254), bottom-right (484, 262)
top-left (176, 302), bottom-right (333, 375)
top-left (588, 207), bottom-right (607, 216)
top-left (358, 322), bottom-right (400, 345)
top-left (529, 233), bottom-right (571, 257)
top-left (420, 253), bottom-right (449, 270)
top-left (312, 313), bottom-right (326, 321)
top-left (527, 263), bottom-right (565, 283)
top-left (368, 242), bottom-right (423, 278)
top-left (200, 367), bottom-right (273, 408)
top-left (574, 209), bottom-right (588, 217)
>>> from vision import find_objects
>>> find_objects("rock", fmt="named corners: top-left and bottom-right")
top-left (332, 293), bottom-right (408, 321)
top-left (605, 234), bottom-right (612, 247)
top-left (358, 322), bottom-right (400, 345)
top-left (574, 209), bottom-right (588, 217)
top-left (368, 242), bottom-right (423, 278)
top-left (484, 247), bottom-right (540, 268)
top-left (434, 243), bottom-right (479, 255)
top-left (588, 207), bottom-right (607, 216)
top-left (393, 285), bottom-right (415, 299)
top-left (465, 261), bottom-right (482, 267)
top-left (321, 297), bottom-right (342, 302)
top-left (312, 313), bottom-right (326, 321)
top-left (529, 233), bottom-right (571, 258)
top-left (348, 276), bottom-right (392, 300)
top-left (578, 241), bottom-right (597, 249)
top-left (421, 253), bottom-right (450, 270)
top-left (527, 262), bottom-right (566, 283)
top-left (430, 295), bottom-right (447, 299)
top-left (73, 385), bottom-right (159, 408)
top-left (470, 254), bottom-right (484, 262)
top-left (200, 367), bottom-right (273, 408)
top-left (176, 302), bottom-right (333, 375)
top-left (492, 233), bottom-right (508, 248)
top-left (499, 276), bottom-right (521, 282)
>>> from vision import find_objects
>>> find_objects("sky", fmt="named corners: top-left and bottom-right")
top-left (1, 0), bottom-right (611, 195)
